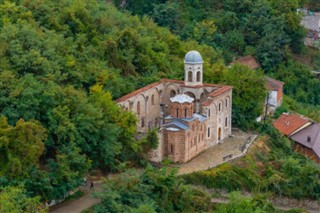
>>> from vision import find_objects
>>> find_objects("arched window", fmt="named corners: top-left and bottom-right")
top-left (137, 101), bottom-right (140, 115)
top-left (188, 71), bottom-right (193, 82)
top-left (225, 98), bottom-right (228, 108)
top-left (196, 71), bottom-right (201, 82)
top-left (141, 117), bottom-right (145, 127)
top-left (176, 108), bottom-right (179, 117)
top-left (151, 94), bottom-right (155, 105)
top-left (170, 90), bottom-right (176, 97)
top-left (184, 108), bottom-right (187, 117)
top-left (219, 103), bottom-right (222, 112)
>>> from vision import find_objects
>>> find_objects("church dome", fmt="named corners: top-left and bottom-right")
top-left (184, 50), bottom-right (204, 64)
top-left (170, 94), bottom-right (194, 104)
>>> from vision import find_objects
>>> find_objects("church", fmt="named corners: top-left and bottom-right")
top-left (117, 51), bottom-right (233, 163)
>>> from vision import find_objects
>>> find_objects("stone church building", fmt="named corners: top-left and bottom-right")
top-left (117, 51), bottom-right (233, 163)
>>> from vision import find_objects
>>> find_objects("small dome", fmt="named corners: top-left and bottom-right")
top-left (170, 94), bottom-right (194, 104)
top-left (184, 50), bottom-right (204, 64)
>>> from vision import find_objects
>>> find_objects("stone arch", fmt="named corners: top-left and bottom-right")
top-left (184, 91), bottom-right (196, 113)
top-left (148, 87), bottom-right (160, 107)
top-left (188, 71), bottom-right (193, 82)
top-left (133, 94), bottom-right (146, 117)
top-left (162, 83), bottom-right (179, 105)
top-left (196, 71), bottom-right (201, 82)
top-left (225, 96), bottom-right (230, 108)
top-left (199, 92), bottom-right (206, 113)
top-left (218, 100), bottom-right (223, 112)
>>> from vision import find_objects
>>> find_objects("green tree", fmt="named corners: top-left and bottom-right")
top-left (0, 186), bottom-right (47, 213)
top-left (0, 116), bottom-right (46, 178)
top-left (214, 192), bottom-right (275, 213)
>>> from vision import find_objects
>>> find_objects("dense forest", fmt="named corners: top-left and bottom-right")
top-left (0, 0), bottom-right (319, 212)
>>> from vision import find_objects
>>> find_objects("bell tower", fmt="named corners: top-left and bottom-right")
top-left (184, 50), bottom-right (203, 86)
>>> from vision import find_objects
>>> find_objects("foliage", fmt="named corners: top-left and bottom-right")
top-left (0, 116), bottom-right (46, 179)
top-left (205, 64), bottom-right (266, 129)
top-left (0, 186), bottom-right (47, 213)
top-left (272, 60), bottom-right (320, 106)
top-left (275, 96), bottom-right (320, 123)
top-left (183, 124), bottom-right (320, 200)
top-left (94, 166), bottom-right (213, 213)
top-left (114, 0), bottom-right (306, 69)
top-left (0, 0), bottom-right (222, 202)
top-left (213, 192), bottom-right (275, 213)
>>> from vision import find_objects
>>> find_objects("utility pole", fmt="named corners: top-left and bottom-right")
top-left (264, 92), bottom-right (270, 125)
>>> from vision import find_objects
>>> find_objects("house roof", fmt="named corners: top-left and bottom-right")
top-left (162, 120), bottom-right (189, 130)
top-left (273, 113), bottom-right (310, 136)
top-left (116, 79), bottom-right (232, 103)
top-left (233, 55), bottom-right (261, 70)
top-left (265, 77), bottom-right (284, 91)
top-left (290, 123), bottom-right (320, 158)
top-left (179, 113), bottom-right (207, 123)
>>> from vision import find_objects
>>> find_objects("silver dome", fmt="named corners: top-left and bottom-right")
top-left (184, 50), bottom-right (204, 64)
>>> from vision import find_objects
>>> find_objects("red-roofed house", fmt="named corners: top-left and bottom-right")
top-left (291, 123), bottom-right (320, 163)
top-left (273, 113), bottom-right (312, 136)
top-left (233, 55), bottom-right (261, 70)
top-left (265, 77), bottom-right (285, 114)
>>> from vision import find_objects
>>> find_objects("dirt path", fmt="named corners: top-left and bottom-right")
top-left (49, 182), bottom-right (103, 213)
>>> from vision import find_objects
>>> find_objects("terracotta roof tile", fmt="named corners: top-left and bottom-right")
top-left (116, 82), bottom-right (161, 102)
top-left (273, 113), bottom-right (310, 136)
top-left (265, 77), bottom-right (284, 91)
top-left (208, 86), bottom-right (233, 97)
top-left (233, 55), bottom-right (261, 70)
top-left (117, 79), bottom-right (232, 103)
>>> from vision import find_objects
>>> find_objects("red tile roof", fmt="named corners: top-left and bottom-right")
top-left (116, 79), bottom-right (232, 102)
top-left (116, 82), bottom-right (161, 102)
top-left (265, 77), bottom-right (284, 91)
top-left (273, 113), bottom-right (310, 136)
top-left (233, 56), bottom-right (261, 70)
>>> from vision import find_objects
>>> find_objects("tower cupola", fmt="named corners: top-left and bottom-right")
top-left (184, 50), bottom-right (204, 86)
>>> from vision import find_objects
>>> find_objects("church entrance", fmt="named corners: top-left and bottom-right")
top-left (218, 128), bottom-right (221, 141)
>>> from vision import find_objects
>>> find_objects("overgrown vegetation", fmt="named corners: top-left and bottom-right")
top-left (183, 124), bottom-right (320, 200)
top-left (94, 166), bottom-right (213, 212)
top-left (1, 0), bottom-right (320, 211)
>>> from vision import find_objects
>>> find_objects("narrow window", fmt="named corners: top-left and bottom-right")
top-left (225, 117), bottom-right (228, 127)
top-left (141, 117), bottom-right (145, 127)
top-left (196, 71), bottom-right (201, 82)
top-left (151, 94), bottom-right (154, 105)
top-left (208, 127), bottom-right (210, 137)
top-left (208, 109), bottom-right (211, 117)
top-left (170, 145), bottom-right (174, 154)
top-left (219, 103), bottom-right (221, 112)
top-left (184, 108), bottom-right (187, 117)
top-left (225, 98), bottom-right (228, 108)
top-left (170, 90), bottom-right (176, 97)
top-left (176, 108), bottom-right (179, 117)
top-left (137, 101), bottom-right (140, 115)
top-left (155, 118), bottom-right (158, 127)
top-left (198, 135), bottom-right (200, 143)
top-left (188, 71), bottom-right (193, 82)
